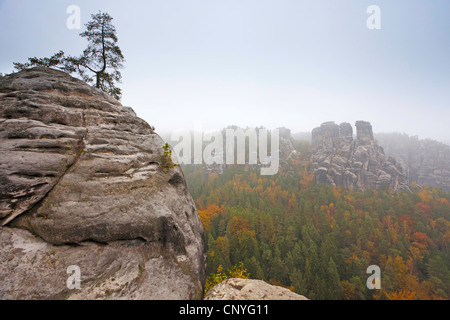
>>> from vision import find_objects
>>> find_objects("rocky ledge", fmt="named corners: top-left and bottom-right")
top-left (204, 278), bottom-right (308, 300)
top-left (0, 67), bottom-right (206, 299)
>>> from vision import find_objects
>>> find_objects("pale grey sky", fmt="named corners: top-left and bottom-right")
top-left (0, 0), bottom-right (449, 142)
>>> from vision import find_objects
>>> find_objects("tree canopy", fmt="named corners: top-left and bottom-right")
top-left (184, 146), bottom-right (450, 300)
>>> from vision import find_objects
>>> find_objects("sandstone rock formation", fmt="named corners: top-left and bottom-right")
top-left (310, 121), bottom-right (409, 192)
top-left (376, 132), bottom-right (450, 192)
top-left (0, 67), bottom-right (206, 299)
top-left (204, 278), bottom-right (308, 300)
top-left (0, 227), bottom-right (199, 299)
top-left (277, 126), bottom-right (298, 166)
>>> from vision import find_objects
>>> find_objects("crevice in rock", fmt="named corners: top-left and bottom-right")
top-left (168, 173), bottom-right (183, 187)
top-left (1, 111), bottom-right (88, 227)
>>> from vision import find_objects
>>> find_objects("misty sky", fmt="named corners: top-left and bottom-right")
top-left (0, 0), bottom-right (449, 142)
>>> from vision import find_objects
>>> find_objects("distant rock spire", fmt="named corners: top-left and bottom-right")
top-left (355, 120), bottom-right (374, 144)
top-left (310, 121), bottom-right (410, 192)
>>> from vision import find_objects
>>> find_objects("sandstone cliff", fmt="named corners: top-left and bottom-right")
top-left (376, 132), bottom-right (450, 192)
top-left (310, 121), bottom-right (409, 192)
top-left (0, 67), bottom-right (206, 299)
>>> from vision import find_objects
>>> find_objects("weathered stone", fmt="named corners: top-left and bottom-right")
top-left (0, 67), bottom-right (206, 299)
top-left (121, 106), bottom-right (137, 117)
top-left (376, 132), bottom-right (450, 192)
top-left (204, 278), bottom-right (308, 300)
top-left (339, 122), bottom-right (353, 138)
top-left (310, 121), bottom-right (409, 192)
top-left (0, 227), bottom-right (201, 299)
top-left (355, 120), bottom-right (374, 144)
top-left (277, 127), bottom-right (291, 139)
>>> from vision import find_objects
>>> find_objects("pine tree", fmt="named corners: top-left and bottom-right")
top-left (290, 268), bottom-right (307, 295)
top-left (13, 11), bottom-right (125, 100)
top-left (66, 11), bottom-right (125, 100)
top-left (326, 258), bottom-right (344, 299)
top-left (13, 50), bottom-right (65, 71)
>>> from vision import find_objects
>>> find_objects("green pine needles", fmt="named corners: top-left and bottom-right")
top-left (13, 11), bottom-right (125, 100)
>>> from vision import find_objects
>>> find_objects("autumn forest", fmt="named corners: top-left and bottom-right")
top-left (182, 142), bottom-right (450, 300)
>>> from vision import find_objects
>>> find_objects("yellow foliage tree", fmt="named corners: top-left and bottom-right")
top-left (385, 289), bottom-right (417, 300)
top-left (204, 262), bottom-right (250, 296)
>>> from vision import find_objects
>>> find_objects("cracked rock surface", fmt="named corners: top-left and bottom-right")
top-left (0, 67), bottom-right (205, 299)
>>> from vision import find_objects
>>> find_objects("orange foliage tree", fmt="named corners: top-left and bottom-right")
top-left (198, 204), bottom-right (221, 231)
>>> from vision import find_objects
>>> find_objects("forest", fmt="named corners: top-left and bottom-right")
top-left (182, 144), bottom-right (450, 300)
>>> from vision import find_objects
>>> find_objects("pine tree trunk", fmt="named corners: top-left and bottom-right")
top-left (96, 73), bottom-right (100, 88)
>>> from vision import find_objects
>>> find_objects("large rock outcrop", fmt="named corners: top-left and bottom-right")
top-left (204, 278), bottom-right (308, 300)
top-left (0, 67), bottom-right (206, 299)
top-left (376, 132), bottom-right (450, 192)
top-left (310, 121), bottom-right (409, 192)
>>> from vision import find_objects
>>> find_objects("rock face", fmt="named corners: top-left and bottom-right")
top-left (0, 227), bottom-right (200, 299)
top-left (277, 126), bottom-right (298, 168)
top-left (0, 67), bottom-right (206, 299)
top-left (310, 121), bottom-right (409, 192)
top-left (376, 133), bottom-right (450, 192)
top-left (204, 278), bottom-right (308, 300)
